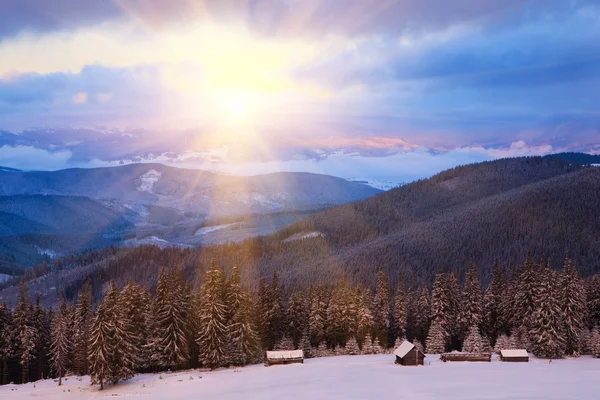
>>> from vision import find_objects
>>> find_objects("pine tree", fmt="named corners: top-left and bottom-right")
top-left (494, 334), bottom-right (511, 352)
top-left (356, 287), bottom-right (373, 346)
top-left (50, 297), bottom-right (70, 386)
top-left (267, 270), bottom-right (285, 349)
top-left (413, 338), bottom-right (424, 354)
top-left (151, 266), bottom-right (188, 369)
top-left (462, 325), bottom-right (484, 353)
top-left (529, 261), bottom-right (566, 358)
top-left (326, 280), bottom-right (355, 347)
top-left (73, 277), bottom-right (92, 376)
top-left (120, 279), bottom-right (152, 369)
top-left (361, 335), bottom-right (373, 355)
top-left (484, 260), bottom-right (507, 345)
top-left (589, 327), bottom-right (600, 357)
top-left (426, 319), bottom-right (447, 354)
top-left (275, 336), bottom-right (295, 351)
top-left (372, 267), bottom-right (390, 348)
top-left (373, 337), bottom-right (383, 354)
top-left (0, 302), bottom-right (13, 385)
top-left (393, 273), bottom-right (407, 340)
top-left (12, 280), bottom-right (37, 384)
top-left (286, 291), bottom-right (308, 348)
top-left (197, 260), bottom-right (227, 369)
top-left (345, 337), bottom-right (360, 355)
top-left (513, 252), bottom-right (538, 331)
top-left (299, 331), bottom-right (312, 358)
top-left (393, 336), bottom-right (402, 350)
top-left (560, 255), bottom-right (586, 356)
top-left (308, 285), bottom-right (327, 346)
top-left (89, 287), bottom-right (112, 390)
top-left (316, 341), bottom-right (329, 357)
top-left (32, 294), bottom-right (51, 381)
top-left (414, 287), bottom-right (431, 344)
top-left (460, 263), bottom-right (483, 338)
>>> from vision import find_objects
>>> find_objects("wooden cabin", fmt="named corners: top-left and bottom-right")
top-left (440, 352), bottom-right (491, 362)
top-left (498, 349), bottom-right (529, 362)
top-left (264, 350), bottom-right (304, 367)
top-left (394, 340), bottom-right (425, 366)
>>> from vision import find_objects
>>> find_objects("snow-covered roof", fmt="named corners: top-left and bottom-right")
top-left (393, 341), bottom-right (415, 358)
top-left (265, 350), bottom-right (303, 360)
top-left (500, 349), bottom-right (528, 358)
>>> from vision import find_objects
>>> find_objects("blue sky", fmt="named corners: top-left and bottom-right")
top-left (0, 0), bottom-right (599, 181)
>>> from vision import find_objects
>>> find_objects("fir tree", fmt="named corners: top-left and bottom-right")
top-left (12, 280), bottom-right (37, 384)
top-left (316, 341), bottom-right (329, 357)
top-left (299, 331), bottom-right (312, 358)
top-left (462, 325), bottom-right (485, 353)
top-left (345, 337), bottom-right (360, 355)
top-left (589, 327), bottom-right (600, 357)
top-left (0, 302), bottom-right (13, 385)
top-left (326, 280), bottom-right (355, 347)
top-left (373, 337), bottom-right (383, 354)
top-left (393, 272), bottom-right (407, 340)
top-left (494, 334), bottom-right (511, 352)
top-left (413, 338), bottom-right (424, 354)
top-left (513, 252), bottom-right (538, 331)
top-left (151, 266), bottom-right (188, 369)
top-left (529, 262), bottom-right (566, 358)
top-left (120, 279), bottom-right (152, 369)
top-left (197, 260), bottom-right (227, 369)
top-left (460, 262), bottom-right (483, 337)
top-left (484, 260), bottom-right (507, 345)
top-left (356, 287), bottom-right (373, 346)
top-left (361, 335), bottom-right (373, 355)
top-left (89, 286), bottom-right (112, 390)
top-left (50, 297), bottom-right (70, 386)
top-left (560, 255), bottom-right (586, 355)
top-left (286, 291), bottom-right (308, 348)
top-left (274, 336), bottom-right (294, 351)
top-left (414, 287), bottom-right (431, 344)
top-left (73, 277), bottom-right (92, 376)
top-left (308, 285), bottom-right (327, 347)
top-left (426, 320), bottom-right (447, 354)
top-left (372, 267), bottom-right (390, 347)
top-left (33, 294), bottom-right (51, 380)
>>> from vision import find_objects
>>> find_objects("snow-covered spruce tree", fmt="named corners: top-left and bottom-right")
top-left (560, 255), bottom-right (586, 356)
top-left (426, 319), bottom-right (447, 354)
top-left (393, 272), bottom-right (407, 341)
top-left (334, 345), bottom-right (347, 356)
top-left (589, 327), bottom-right (600, 357)
top-left (257, 272), bottom-right (270, 349)
top-left (414, 287), bottom-right (431, 344)
top-left (588, 274), bottom-right (600, 328)
top-left (274, 336), bottom-right (294, 351)
top-left (494, 334), bottom-right (511, 352)
top-left (372, 267), bottom-right (390, 348)
top-left (308, 284), bottom-right (328, 347)
top-left (225, 264), bottom-right (261, 366)
top-left (413, 338), bottom-right (424, 354)
top-left (462, 325), bottom-right (484, 353)
top-left (579, 328), bottom-right (591, 355)
top-left (197, 260), bottom-right (227, 369)
top-left (361, 335), bottom-right (373, 355)
top-left (460, 263), bottom-right (483, 339)
top-left (299, 330), bottom-right (312, 358)
top-left (12, 280), bottom-right (37, 384)
top-left (430, 272), bottom-right (449, 334)
top-left (345, 337), bottom-right (360, 355)
top-left (73, 277), bottom-right (92, 376)
top-left (316, 341), bottom-right (329, 357)
top-left (50, 297), bottom-right (71, 386)
top-left (0, 302), bottom-right (13, 385)
top-left (119, 278), bottom-right (152, 370)
top-left (393, 336), bottom-right (402, 350)
top-left (445, 272), bottom-right (462, 341)
top-left (483, 260), bottom-right (507, 346)
top-left (326, 280), bottom-right (355, 347)
top-left (286, 291), bottom-right (308, 349)
top-left (373, 337), bottom-right (384, 354)
top-left (529, 261), bottom-right (566, 358)
top-left (356, 287), bottom-right (373, 347)
top-left (513, 252), bottom-right (538, 331)
top-left (89, 286), bottom-right (112, 390)
top-left (268, 270), bottom-right (285, 349)
top-left (107, 281), bottom-right (136, 384)
top-left (151, 266), bottom-right (188, 370)
top-left (33, 294), bottom-right (51, 380)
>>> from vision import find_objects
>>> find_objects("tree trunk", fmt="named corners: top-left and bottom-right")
top-left (100, 377), bottom-right (104, 390)
top-left (59, 373), bottom-right (62, 386)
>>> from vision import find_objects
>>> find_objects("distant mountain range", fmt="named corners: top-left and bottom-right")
top-left (2, 153), bottom-right (599, 307)
top-left (0, 164), bottom-right (380, 267)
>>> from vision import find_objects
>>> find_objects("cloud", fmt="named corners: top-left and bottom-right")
top-left (0, 145), bottom-right (72, 170)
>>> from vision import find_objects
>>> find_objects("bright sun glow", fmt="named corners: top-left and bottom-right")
top-left (226, 94), bottom-right (249, 118)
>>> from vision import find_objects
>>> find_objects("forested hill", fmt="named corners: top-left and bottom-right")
top-left (2, 156), bottom-right (600, 306)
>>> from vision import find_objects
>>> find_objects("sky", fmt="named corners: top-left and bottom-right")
top-left (0, 0), bottom-right (599, 183)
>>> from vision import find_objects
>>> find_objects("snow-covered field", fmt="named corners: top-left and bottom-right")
top-left (2, 354), bottom-right (599, 399)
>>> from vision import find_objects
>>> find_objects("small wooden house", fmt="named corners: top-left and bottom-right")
top-left (394, 340), bottom-right (425, 366)
top-left (440, 352), bottom-right (491, 362)
top-left (498, 349), bottom-right (529, 362)
top-left (264, 350), bottom-right (304, 367)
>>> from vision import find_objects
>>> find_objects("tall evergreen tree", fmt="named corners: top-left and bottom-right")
top-left (460, 262), bottom-right (483, 338)
top-left (0, 302), bottom-right (13, 385)
top-left (266, 270), bottom-right (285, 350)
top-left (393, 272), bottom-right (407, 340)
top-left (33, 294), bottom-right (51, 380)
top-left (560, 255), bottom-right (586, 355)
top-left (197, 260), bottom-right (227, 369)
top-left (513, 252), bottom-right (538, 331)
top-left (462, 325), bottom-right (485, 353)
top-left (484, 260), bottom-right (507, 345)
top-left (356, 287), bottom-right (373, 345)
top-left (120, 279), bottom-right (152, 369)
top-left (12, 280), bottom-right (37, 384)
top-left (287, 291), bottom-right (308, 348)
top-left (372, 267), bottom-right (390, 348)
top-left (529, 261), bottom-right (566, 358)
top-left (73, 277), bottom-right (92, 376)
top-left (50, 298), bottom-right (70, 386)
top-left (426, 319), bottom-right (447, 354)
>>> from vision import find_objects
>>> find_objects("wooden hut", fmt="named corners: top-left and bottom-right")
top-left (264, 350), bottom-right (304, 367)
top-left (394, 340), bottom-right (425, 366)
top-left (498, 349), bottom-right (529, 362)
top-left (440, 352), bottom-right (491, 362)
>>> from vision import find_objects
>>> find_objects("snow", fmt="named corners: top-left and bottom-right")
top-left (266, 350), bottom-right (303, 360)
top-left (195, 223), bottom-right (236, 236)
top-left (282, 231), bottom-right (325, 243)
top-left (0, 273), bottom-right (10, 283)
top-left (500, 349), bottom-right (529, 358)
top-left (393, 340), bottom-right (415, 358)
top-left (138, 169), bottom-right (162, 192)
top-left (3, 354), bottom-right (600, 399)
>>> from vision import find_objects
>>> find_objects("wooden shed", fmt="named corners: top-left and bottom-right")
top-left (440, 352), bottom-right (491, 362)
top-left (498, 349), bottom-right (529, 362)
top-left (264, 350), bottom-right (304, 367)
top-left (394, 340), bottom-right (425, 366)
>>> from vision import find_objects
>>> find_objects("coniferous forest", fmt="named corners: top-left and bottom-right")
top-left (2, 252), bottom-right (600, 389)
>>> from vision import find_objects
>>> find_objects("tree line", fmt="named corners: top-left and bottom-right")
top-left (1, 252), bottom-right (600, 390)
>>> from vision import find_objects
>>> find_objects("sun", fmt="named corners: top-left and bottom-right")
top-left (226, 94), bottom-right (249, 118)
